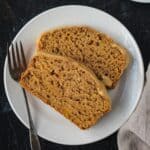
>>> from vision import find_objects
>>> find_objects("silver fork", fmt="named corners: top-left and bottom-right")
top-left (7, 42), bottom-right (41, 150)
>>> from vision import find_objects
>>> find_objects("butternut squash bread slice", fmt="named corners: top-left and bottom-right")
top-left (20, 53), bottom-right (111, 129)
top-left (37, 26), bottom-right (129, 88)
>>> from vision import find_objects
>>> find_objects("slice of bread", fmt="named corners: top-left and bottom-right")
top-left (20, 53), bottom-right (111, 129)
top-left (37, 26), bottom-right (129, 88)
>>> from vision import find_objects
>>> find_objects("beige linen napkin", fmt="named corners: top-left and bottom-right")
top-left (118, 64), bottom-right (150, 150)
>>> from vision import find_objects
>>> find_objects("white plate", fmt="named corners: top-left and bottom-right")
top-left (131, 0), bottom-right (150, 3)
top-left (4, 5), bottom-right (144, 145)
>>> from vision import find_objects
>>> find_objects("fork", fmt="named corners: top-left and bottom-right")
top-left (7, 42), bottom-right (41, 150)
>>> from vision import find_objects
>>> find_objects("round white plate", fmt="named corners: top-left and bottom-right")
top-left (131, 0), bottom-right (150, 3)
top-left (4, 5), bottom-right (144, 145)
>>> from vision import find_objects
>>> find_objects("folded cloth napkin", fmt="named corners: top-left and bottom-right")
top-left (118, 63), bottom-right (150, 150)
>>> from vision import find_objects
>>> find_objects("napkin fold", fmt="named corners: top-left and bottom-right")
top-left (118, 63), bottom-right (150, 150)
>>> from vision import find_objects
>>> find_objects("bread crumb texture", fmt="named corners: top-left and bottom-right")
top-left (38, 26), bottom-right (129, 88)
top-left (20, 53), bottom-right (111, 129)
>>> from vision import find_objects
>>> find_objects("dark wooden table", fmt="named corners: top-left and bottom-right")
top-left (0, 0), bottom-right (150, 149)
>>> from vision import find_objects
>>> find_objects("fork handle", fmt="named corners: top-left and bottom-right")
top-left (29, 129), bottom-right (41, 150)
top-left (22, 89), bottom-right (41, 150)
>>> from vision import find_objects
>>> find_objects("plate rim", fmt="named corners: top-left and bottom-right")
top-left (3, 5), bottom-right (144, 145)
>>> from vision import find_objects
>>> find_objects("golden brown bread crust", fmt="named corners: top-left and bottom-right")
top-left (20, 52), bottom-right (111, 129)
top-left (37, 26), bottom-right (129, 88)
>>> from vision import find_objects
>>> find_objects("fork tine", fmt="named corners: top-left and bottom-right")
top-left (15, 42), bottom-right (21, 67)
top-left (11, 43), bottom-right (17, 68)
top-left (20, 41), bottom-right (27, 69)
top-left (7, 43), bottom-right (13, 73)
